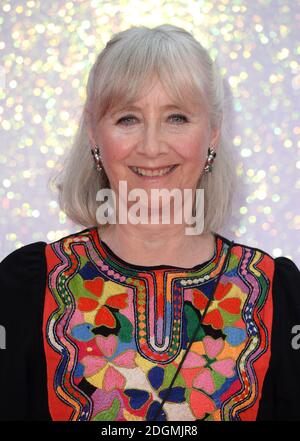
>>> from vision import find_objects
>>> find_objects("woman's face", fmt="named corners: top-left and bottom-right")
top-left (87, 79), bottom-right (220, 211)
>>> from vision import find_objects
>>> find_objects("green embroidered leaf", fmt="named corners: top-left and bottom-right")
top-left (92, 398), bottom-right (120, 421)
top-left (78, 256), bottom-right (89, 268)
top-left (210, 369), bottom-right (226, 390)
top-left (220, 309), bottom-right (239, 327)
top-left (161, 364), bottom-right (185, 389)
top-left (68, 275), bottom-right (86, 300)
top-left (184, 303), bottom-right (205, 341)
top-left (227, 253), bottom-right (237, 272)
top-left (68, 275), bottom-right (98, 301)
top-left (257, 274), bottom-right (268, 308)
top-left (115, 312), bottom-right (133, 343)
top-left (185, 387), bottom-right (191, 402)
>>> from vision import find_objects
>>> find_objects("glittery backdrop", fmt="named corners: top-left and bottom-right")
top-left (0, 0), bottom-right (299, 266)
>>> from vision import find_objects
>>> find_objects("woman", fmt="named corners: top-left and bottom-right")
top-left (0, 24), bottom-right (299, 421)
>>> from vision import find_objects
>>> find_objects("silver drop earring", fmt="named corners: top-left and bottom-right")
top-left (91, 145), bottom-right (103, 172)
top-left (204, 146), bottom-right (217, 173)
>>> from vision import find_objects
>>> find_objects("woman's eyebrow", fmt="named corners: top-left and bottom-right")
top-left (111, 103), bottom-right (192, 115)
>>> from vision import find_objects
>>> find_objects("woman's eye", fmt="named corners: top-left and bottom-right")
top-left (117, 115), bottom-right (137, 125)
top-left (169, 114), bottom-right (188, 123)
top-left (116, 113), bottom-right (188, 125)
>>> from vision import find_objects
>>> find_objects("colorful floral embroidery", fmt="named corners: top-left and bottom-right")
top-left (42, 227), bottom-right (274, 421)
top-left (193, 282), bottom-right (242, 330)
top-left (78, 276), bottom-right (128, 328)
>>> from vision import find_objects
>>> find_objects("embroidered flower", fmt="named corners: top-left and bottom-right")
top-left (192, 282), bottom-right (242, 330)
top-left (179, 336), bottom-right (235, 418)
top-left (80, 334), bottom-right (136, 392)
top-left (77, 277), bottom-right (128, 328)
top-left (182, 336), bottom-right (235, 391)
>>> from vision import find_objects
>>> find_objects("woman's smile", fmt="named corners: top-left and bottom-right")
top-left (128, 164), bottom-right (179, 179)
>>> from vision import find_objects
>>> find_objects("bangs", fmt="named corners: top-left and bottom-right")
top-left (91, 32), bottom-right (208, 124)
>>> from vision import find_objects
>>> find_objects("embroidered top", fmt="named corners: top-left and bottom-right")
top-left (0, 226), bottom-right (300, 421)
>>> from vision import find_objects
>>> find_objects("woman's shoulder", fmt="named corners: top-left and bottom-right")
top-left (0, 240), bottom-right (47, 266)
top-left (273, 255), bottom-right (300, 281)
top-left (218, 235), bottom-right (300, 301)
top-left (224, 235), bottom-right (273, 260)
top-left (271, 255), bottom-right (300, 322)
top-left (0, 241), bottom-right (48, 309)
top-left (0, 226), bottom-right (92, 267)
top-left (0, 227), bottom-right (95, 296)
top-left (0, 240), bottom-right (48, 280)
top-left (225, 235), bottom-right (299, 273)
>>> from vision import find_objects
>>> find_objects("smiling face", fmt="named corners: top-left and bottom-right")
top-left (86, 77), bottom-right (220, 218)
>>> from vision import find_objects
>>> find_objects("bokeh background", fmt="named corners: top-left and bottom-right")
top-left (0, 0), bottom-right (299, 266)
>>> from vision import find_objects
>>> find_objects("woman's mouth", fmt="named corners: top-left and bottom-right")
top-left (129, 164), bottom-right (179, 178)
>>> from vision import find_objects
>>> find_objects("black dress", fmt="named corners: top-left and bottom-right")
top-left (0, 227), bottom-right (299, 421)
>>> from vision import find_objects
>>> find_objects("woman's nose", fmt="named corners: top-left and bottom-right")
top-left (135, 122), bottom-right (168, 157)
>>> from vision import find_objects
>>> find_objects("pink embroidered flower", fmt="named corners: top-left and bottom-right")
top-left (181, 336), bottom-right (235, 396)
top-left (80, 334), bottom-right (136, 392)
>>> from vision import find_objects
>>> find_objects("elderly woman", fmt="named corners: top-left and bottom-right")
top-left (0, 24), bottom-right (299, 422)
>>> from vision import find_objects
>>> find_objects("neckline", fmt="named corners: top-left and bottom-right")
top-left (91, 226), bottom-right (225, 273)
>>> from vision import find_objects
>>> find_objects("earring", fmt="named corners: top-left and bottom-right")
top-left (204, 146), bottom-right (217, 173)
top-left (91, 145), bottom-right (103, 172)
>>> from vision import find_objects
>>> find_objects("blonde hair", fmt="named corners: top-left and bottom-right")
top-left (50, 24), bottom-right (237, 235)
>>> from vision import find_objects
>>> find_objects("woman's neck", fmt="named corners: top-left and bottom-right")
top-left (98, 223), bottom-right (215, 268)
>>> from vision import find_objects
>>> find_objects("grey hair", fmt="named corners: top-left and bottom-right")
top-left (50, 24), bottom-right (237, 235)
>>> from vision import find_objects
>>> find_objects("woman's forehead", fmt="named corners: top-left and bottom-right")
top-left (106, 88), bottom-right (204, 115)
top-left (97, 73), bottom-right (207, 119)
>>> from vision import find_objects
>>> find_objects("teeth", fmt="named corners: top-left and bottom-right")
top-left (131, 165), bottom-right (175, 177)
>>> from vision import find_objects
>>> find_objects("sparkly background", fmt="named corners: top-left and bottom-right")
top-left (0, 0), bottom-right (299, 266)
